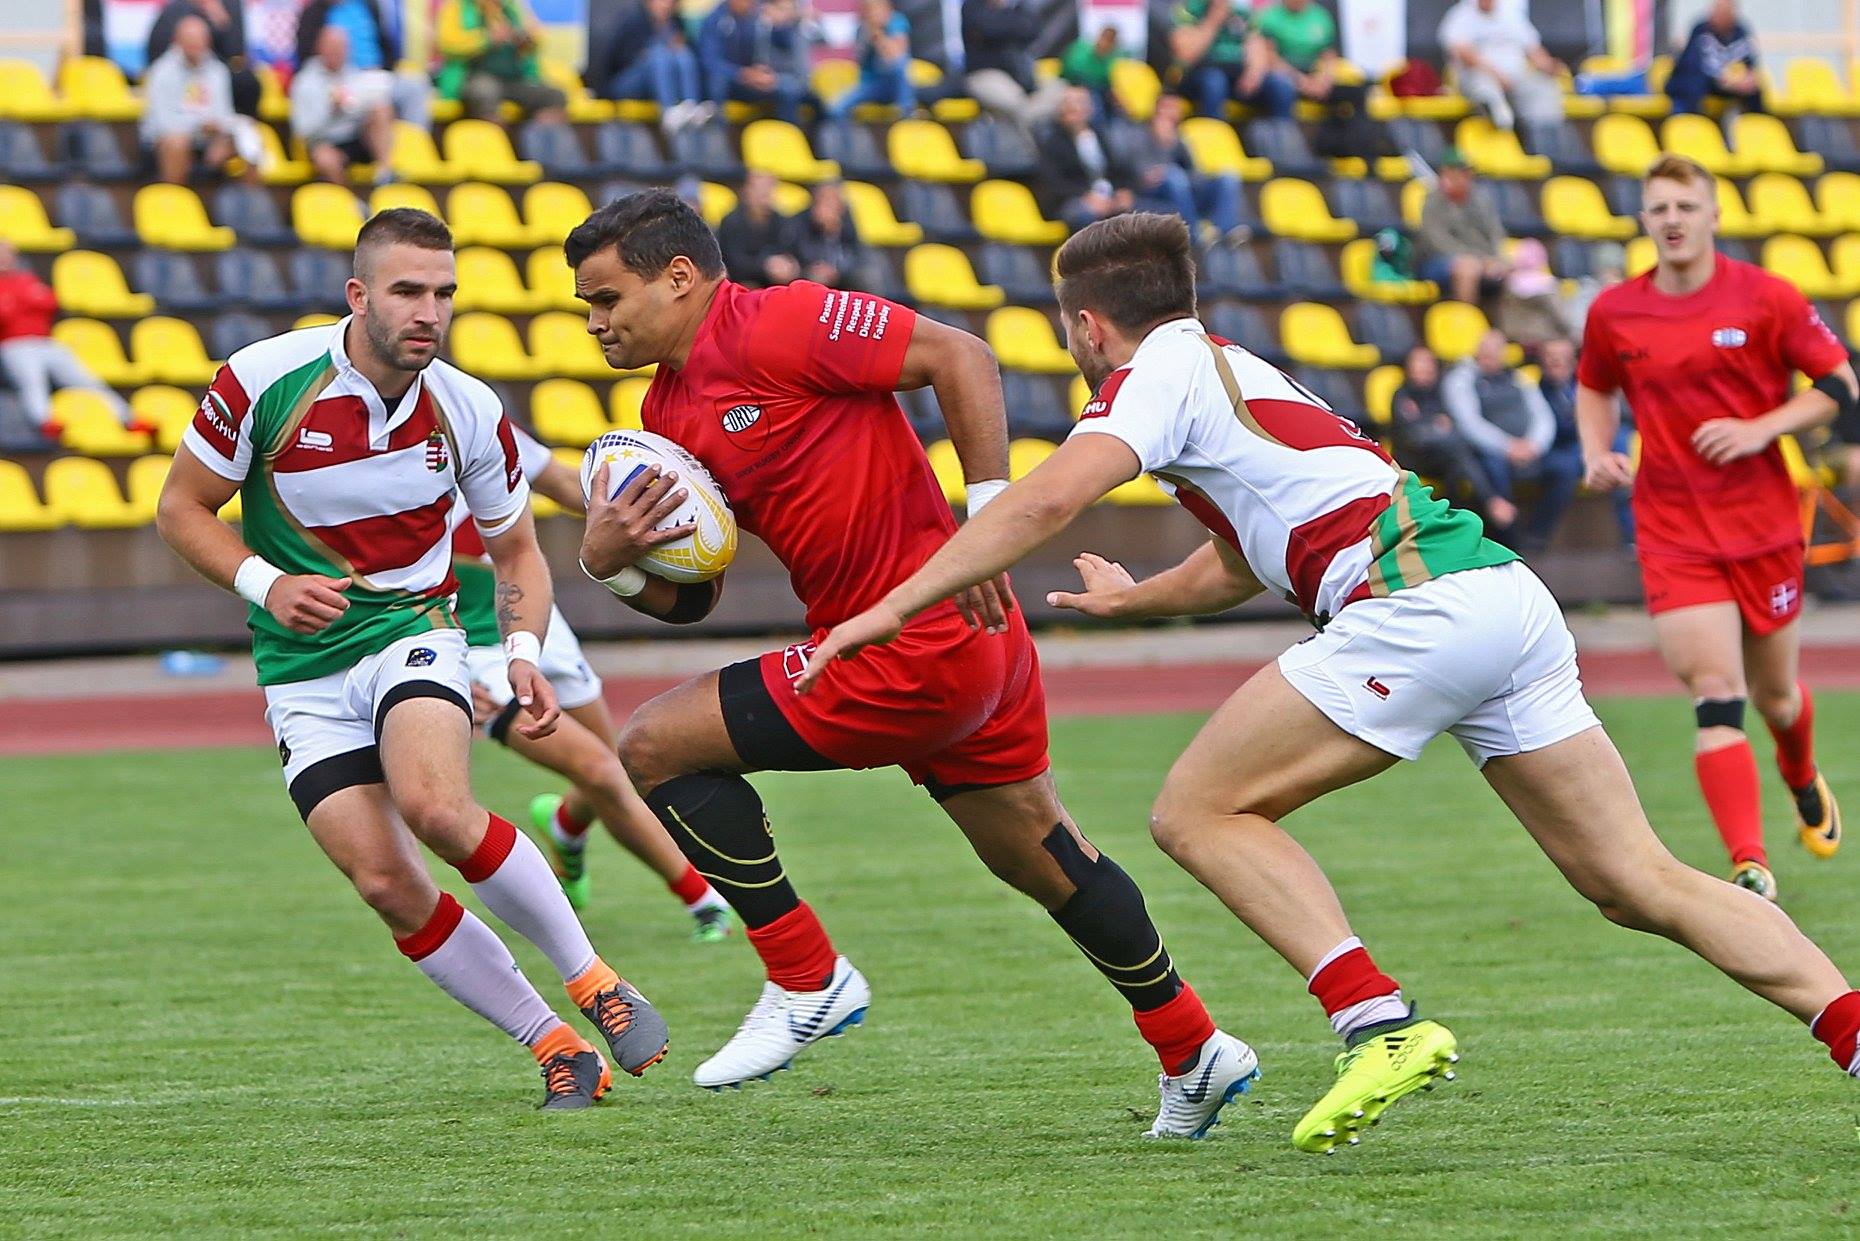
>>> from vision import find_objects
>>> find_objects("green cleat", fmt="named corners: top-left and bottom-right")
top-left (691, 904), bottom-right (734, 943)
top-left (530, 794), bottom-right (590, 911)
top-left (1292, 1018), bottom-right (1459, 1154)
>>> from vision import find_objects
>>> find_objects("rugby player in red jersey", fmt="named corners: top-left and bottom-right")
top-left (1578, 154), bottom-right (1855, 901)
top-left (564, 190), bottom-right (1256, 1138)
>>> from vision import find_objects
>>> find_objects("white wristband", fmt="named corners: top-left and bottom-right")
top-left (581, 557), bottom-right (648, 598)
top-left (966, 478), bottom-right (1010, 517)
top-left (233, 555), bottom-right (286, 609)
top-left (502, 631), bottom-right (542, 667)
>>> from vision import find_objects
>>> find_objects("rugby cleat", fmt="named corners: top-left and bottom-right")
top-left (1292, 1018), bottom-right (1459, 1154)
top-left (691, 904), bottom-right (734, 943)
top-left (1145, 1029), bottom-right (1261, 1139)
top-left (1794, 771), bottom-right (1842, 860)
top-left (1730, 860), bottom-right (1779, 903)
top-left (581, 979), bottom-right (670, 1077)
top-left (530, 794), bottom-right (591, 911)
top-left (693, 955), bottom-right (869, 1090)
top-left (539, 1048), bottom-right (611, 1110)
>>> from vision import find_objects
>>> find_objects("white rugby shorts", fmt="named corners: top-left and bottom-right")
top-left (465, 604), bottom-right (605, 735)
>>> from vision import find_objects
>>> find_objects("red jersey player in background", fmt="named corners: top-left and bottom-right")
top-left (1577, 154), bottom-right (1856, 901)
top-left (561, 191), bottom-right (1257, 1138)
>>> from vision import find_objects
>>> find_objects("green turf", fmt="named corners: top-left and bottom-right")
top-left (4, 693), bottom-right (1860, 1238)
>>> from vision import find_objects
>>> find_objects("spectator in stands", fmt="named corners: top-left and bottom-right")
top-left (1667, 0), bottom-right (1765, 117)
top-left (1417, 148), bottom-right (1509, 304)
top-left (1036, 86), bottom-right (1136, 232)
top-left (828, 0), bottom-right (915, 120)
top-left (1169, 0), bottom-right (1294, 123)
top-left (1443, 329), bottom-right (1580, 551)
top-left (1497, 237), bottom-right (1572, 348)
top-left (146, 0), bottom-right (260, 117)
top-left (961, 0), bottom-right (1068, 134)
top-left (1127, 94), bottom-right (1245, 246)
top-left (718, 171), bottom-right (801, 287)
top-left (1391, 344), bottom-right (1513, 533)
top-left (1438, 0), bottom-right (1564, 131)
top-left (0, 243), bottom-right (142, 443)
top-left (435, 0), bottom-right (568, 123)
top-left (142, 15), bottom-right (261, 185)
top-left (295, 0), bottom-right (432, 126)
top-left (291, 26), bottom-right (395, 184)
top-left (699, 0), bottom-right (812, 125)
top-left (602, 0), bottom-right (708, 131)
top-left (1059, 25), bottom-right (1123, 118)
top-left (1254, 0), bottom-right (1351, 107)
top-left (1530, 335), bottom-right (1587, 549)
top-left (791, 182), bottom-right (864, 286)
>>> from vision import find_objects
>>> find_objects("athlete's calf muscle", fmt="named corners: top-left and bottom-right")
top-left (615, 671), bottom-right (746, 794)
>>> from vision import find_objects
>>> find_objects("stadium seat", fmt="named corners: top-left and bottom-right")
top-left (592, 121), bottom-right (676, 181)
top-left (1775, 59), bottom-right (1855, 118)
top-left (610, 377), bottom-right (651, 428)
top-left (888, 120), bottom-right (985, 183)
top-left (0, 185), bottom-right (76, 250)
top-left (1541, 176), bottom-right (1635, 240)
top-left (1520, 117), bottom-right (1602, 177)
top-left (61, 121), bottom-right (133, 182)
top-left (531, 379), bottom-right (609, 447)
top-left (987, 307), bottom-right (1075, 374)
top-left (389, 121), bottom-right (465, 182)
top-left (293, 312), bottom-right (341, 330)
top-left (213, 312), bottom-right (272, 360)
top-left (1453, 117), bottom-right (1551, 179)
top-left (0, 459), bottom-right (60, 531)
top-left (1705, 176), bottom-right (1764, 240)
top-left (1493, 180), bottom-right (1547, 236)
top-left (1732, 114), bottom-right (1821, 176)
top-left (742, 119), bottom-right (840, 183)
top-left (1110, 58), bottom-right (1162, 120)
top-left (1271, 239), bottom-right (1345, 299)
top-left (53, 389), bottom-right (150, 456)
top-left (1106, 472), bottom-right (1172, 506)
top-left (132, 318), bottom-right (218, 386)
top-left (526, 247), bottom-right (583, 312)
top-left (904, 244), bottom-right (1004, 309)
top-left (899, 182), bottom-right (979, 242)
top-left (1207, 303), bottom-right (1285, 364)
top-left (0, 59), bottom-right (68, 122)
top-left (290, 249), bottom-right (352, 310)
top-left (842, 182), bottom-right (921, 246)
top-left (810, 59), bottom-right (861, 115)
top-left (133, 185), bottom-right (235, 251)
top-left (133, 385), bottom-right (197, 452)
top-left (1330, 179), bottom-right (1401, 234)
top-left (43, 457), bottom-right (140, 528)
top-left (124, 454), bottom-right (171, 524)
top-left (537, 58), bottom-right (614, 123)
top-left (1591, 114), bottom-right (1660, 177)
top-left (1260, 179), bottom-right (1356, 242)
top-left (1179, 118), bottom-right (1272, 180)
top-left (523, 182), bottom-right (594, 245)
top-left (442, 119), bottom-right (542, 183)
top-left (447, 182), bottom-right (536, 248)
top-left (971, 181), bottom-right (1067, 246)
top-left (1399, 178), bottom-right (1427, 228)
top-left (1007, 437), bottom-right (1056, 479)
top-left (813, 121), bottom-right (895, 183)
top-left (1830, 235), bottom-right (1860, 297)
top-left (697, 181), bottom-right (737, 227)
top-left (1197, 239), bottom-right (1279, 299)
top-left (1363, 363), bottom-right (1403, 426)
top-left (1760, 236), bottom-right (1848, 299)
top-left (1624, 235), bottom-right (1655, 278)
top-left (451, 313), bottom-right (537, 381)
top-left (1280, 303), bottom-right (1377, 369)
top-left (454, 247), bottom-right (541, 314)
top-left (52, 252), bottom-right (154, 318)
top-left (979, 243), bottom-right (1058, 305)
top-left (1741, 172), bottom-right (1833, 237)
top-left (254, 123), bottom-right (313, 185)
top-left (292, 184), bottom-right (365, 249)
top-left (523, 119), bottom-right (599, 181)
top-left (369, 181), bottom-right (441, 217)
top-left (52, 319), bottom-right (142, 386)
top-left (1356, 302), bottom-right (1417, 360)
top-left (1661, 114), bottom-right (1751, 177)
top-left (924, 438), bottom-right (966, 503)
top-left (669, 118), bottom-right (744, 180)
top-left (529, 311), bottom-right (612, 379)
top-left (213, 184), bottom-right (295, 247)
top-left (964, 117), bottom-right (1039, 179)
top-left (0, 120), bottom-right (58, 181)
top-left (772, 181), bottom-right (812, 215)
top-left (1070, 374), bottom-right (1092, 418)
top-left (848, 249), bottom-right (906, 302)
top-left (1816, 172), bottom-right (1860, 233)
top-left (134, 251), bottom-right (219, 314)
top-left (1423, 301), bottom-right (1493, 363)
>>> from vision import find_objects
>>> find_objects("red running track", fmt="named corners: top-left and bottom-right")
top-left (6, 644), bottom-right (1859, 757)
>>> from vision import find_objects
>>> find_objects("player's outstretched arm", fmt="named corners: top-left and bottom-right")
top-left (483, 508), bottom-right (560, 739)
top-left (1048, 538), bottom-right (1264, 621)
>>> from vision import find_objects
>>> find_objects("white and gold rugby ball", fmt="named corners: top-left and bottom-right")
top-left (580, 429), bottom-right (738, 583)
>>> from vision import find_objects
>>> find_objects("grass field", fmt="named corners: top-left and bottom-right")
top-left (4, 692), bottom-right (1860, 1238)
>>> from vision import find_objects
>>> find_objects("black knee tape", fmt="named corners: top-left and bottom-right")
top-left (1042, 826), bottom-right (1183, 1012)
top-left (1695, 697), bottom-right (1746, 731)
top-left (645, 771), bottom-right (798, 929)
top-left (486, 697), bottom-right (523, 745)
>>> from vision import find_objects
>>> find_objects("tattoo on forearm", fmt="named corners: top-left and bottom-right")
top-left (495, 581), bottom-right (525, 636)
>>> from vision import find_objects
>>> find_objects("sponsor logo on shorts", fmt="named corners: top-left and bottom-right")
top-left (425, 431), bottom-right (449, 473)
top-left (1364, 676), bottom-right (1392, 700)
top-left (406, 647), bottom-right (438, 667)
top-left (297, 427), bottom-right (334, 451)
top-left (782, 641), bottom-right (817, 683)
top-left (1770, 580), bottom-right (1799, 617)
top-left (1711, 327), bottom-right (1748, 349)
top-left (721, 403), bottom-right (763, 434)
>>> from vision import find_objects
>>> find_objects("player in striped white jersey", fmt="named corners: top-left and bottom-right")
top-left (156, 208), bottom-right (669, 1109)
top-left (804, 214), bottom-right (1860, 1150)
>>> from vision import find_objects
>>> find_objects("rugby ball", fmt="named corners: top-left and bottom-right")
top-left (580, 429), bottom-right (738, 583)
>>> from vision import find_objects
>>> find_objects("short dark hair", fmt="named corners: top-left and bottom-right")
top-left (564, 189), bottom-right (725, 279)
top-left (354, 207), bottom-right (452, 278)
top-left (1054, 213), bottom-right (1196, 335)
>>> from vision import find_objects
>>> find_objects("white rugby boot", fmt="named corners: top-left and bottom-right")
top-left (1146, 1029), bottom-right (1261, 1139)
top-left (693, 955), bottom-right (870, 1089)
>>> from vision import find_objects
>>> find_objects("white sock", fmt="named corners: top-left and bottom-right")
top-left (550, 803), bottom-right (589, 853)
top-left (469, 829), bottom-right (599, 982)
top-left (1329, 991), bottom-right (1412, 1043)
top-left (408, 905), bottom-right (562, 1046)
top-left (688, 886), bottom-right (729, 916)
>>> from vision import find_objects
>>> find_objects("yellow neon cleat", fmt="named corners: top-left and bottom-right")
top-left (1292, 1019), bottom-right (1459, 1154)
top-left (1730, 860), bottom-right (1778, 903)
top-left (1795, 771), bottom-right (1842, 860)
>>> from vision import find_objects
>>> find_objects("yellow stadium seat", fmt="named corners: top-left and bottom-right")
top-left (1851, 301), bottom-right (1860, 352)
top-left (1280, 303), bottom-right (1378, 369)
top-left (1179, 117), bottom-right (1272, 180)
top-left (218, 488), bottom-right (243, 523)
top-left (1400, 178), bottom-right (1427, 228)
top-left (133, 386), bottom-right (197, 452)
top-left (0, 459), bottom-right (60, 531)
top-left (125, 454), bottom-right (171, 524)
top-left (531, 378), bottom-right (609, 447)
top-left (1747, 173), bottom-right (1834, 237)
top-left (1661, 113), bottom-right (1751, 177)
top-left (292, 183), bottom-right (365, 248)
top-left (59, 56), bottom-right (142, 121)
top-left (254, 63), bottom-right (290, 123)
top-left (1830, 235), bottom-right (1860, 297)
top-left (134, 185), bottom-right (235, 250)
top-left (526, 246), bottom-right (583, 312)
top-left (924, 438), bottom-right (966, 504)
top-left (43, 457), bottom-right (140, 528)
top-left (1111, 59), bottom-right (1163, 121)
top-left (743, 119), bottom-right (840, 183)
top-left (1762, 236), bottom-right (1849, 299)
top-left (904, 244), bottom-right (1004, 309)
top-left (812, 58), bottom-right (860, 110)
top-left (1815, 172), bottom-right (1860, 233)
top-left (389, 121), bottom-right (465, 182)
top-left (1600, 55), bottom-right (1672, 119)
top-left (987, 307), bottom-right (1074, 374)
top-left (54, 389), bottom-right (150, 456)
top-left (447, 182), bottom-right (536, 247)
top-left (1625, 235), bottom-right (1656, 278)
top-left (369, 181), bottom-right (441, 217)
top-left (1541, 176), bottom-right (1635, 240)
top-left (971, 181), bottom-right (1067, 246)
top-left (0, 59), bottom-right (68, 121)
top-left (1713, 177), bottom-right (1764, 240)
top-left (0, 185), bottom-right (75, 251)
top-left (1363, 363), bottom-right (1403, 426)
top-left (51, 252), bottom-right (154, 318)
top-left (610, 377), bottom-right (651, 428)
top-left (1592, 114), bottom-right (1660, 177)
top-left (1070, 374), bottom-right (1093, 418)
top-left (450, 313), bottom-right (537, 380)
top-left (1453, 117), bottom-right (1550, 179)
top-left (1008, 438), bottom-right (1055, 479)
top-left (132, 318), bottom-right (218, 386)
top-left (1341, 237), bottom-right (1437, 304)
top-left (528, 311), bottom-right (612, 379)
top-left (1423, 301), bottom-right (1492, 363)
top-left (843, 182), bottom-right (921, 246)
top-left (441, 119), bottom-right (542, 183)
top-left (51, 319), bottom-right (142, 386)
top-left (887, 120), bottom-right (985, 183)
top-left (253, 122), bottom-right (313, 185)
top-left (1730, 113), bottom-right (1820, 176)
top-left (538, 57), bottom-right (614, 122)
top-left (698, 181), bottom-right (737, 227)
top-left (1260, 179), bottom-right (1355, 242)
top-left (454, 246), bottom-right (541, 314)
top-left (1775, 59), bottom-right (1855, 118)
top-left (294, 312), bottom-right (341, 330)
top-left (772, 181), bottom-right (812, 216)
top-left (523, 181), bottom-right (594, 245)
top-left (1106, 473), bottom-right (1172, 505)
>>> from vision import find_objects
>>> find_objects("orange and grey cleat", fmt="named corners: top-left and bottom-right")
top-left (582, 980), bottom-right (671, 1077)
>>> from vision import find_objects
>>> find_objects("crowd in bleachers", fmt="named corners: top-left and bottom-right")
top-left (0, 0), bottom-right (1857, 565)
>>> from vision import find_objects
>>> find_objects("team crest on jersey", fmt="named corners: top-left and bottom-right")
top-left (425, 430), bottom-right (449, 472)
top-left (721, 403), bottom-right (763, 434)
top-left (1711, 327), bottom-right (1748, 349)
top-left (405, 647), bottom-right (437, 667)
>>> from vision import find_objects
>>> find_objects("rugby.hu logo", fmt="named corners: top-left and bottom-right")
top-left (1712, 327), bottom-right (1748, 349)
top-left (721, 403), bottom-right (763, 434)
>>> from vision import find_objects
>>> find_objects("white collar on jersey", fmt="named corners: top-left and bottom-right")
top-left (326, 314), bottom-right (429, 448)
top-left (1132, 317), bottom-right (1209, 362)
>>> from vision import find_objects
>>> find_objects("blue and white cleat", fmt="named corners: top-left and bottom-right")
top-left (1145, 1029), bottom-right (1261, 1139)
top-left (693, 955), bottom-right (870, 1090)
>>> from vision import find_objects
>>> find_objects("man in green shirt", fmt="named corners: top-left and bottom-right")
top-left (1059, 25), bottom-right (1122, 116)
top-left (1255, 0), bottom-right (1358, 106)
top-left (1169, 0), bottom-right (1294, 119)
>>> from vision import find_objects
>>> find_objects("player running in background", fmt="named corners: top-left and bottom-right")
top-left (450, 423), bottom-right (733, 939)
top-left (155, 209), bottom-right (669, 1110)
top-left (566, 191), bottom-right (1257, 1139)
top-left (803, 213), bottom-right (1860, 1152)
top-left (1578, 154), bottom-right (1855, 902)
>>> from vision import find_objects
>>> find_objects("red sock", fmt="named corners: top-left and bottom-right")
top-left (744, 902), bottom-right (836, 991)
top-left (1766, 683), bottom-right (1818, 791)
top-left (1132, 982), bottom-right (1217, 1073)
top-left (1307, 938), bottom-right (1409, 1040)
top-left (1695, 740), bottom-right (1766, 866)
top-left (554, 799), bottom-right (593, 838)
top-left (1812, 991), bottom-right (1860, 1073)
top-left (457, 812), bottom-right (518, 882)
top-left (394, 892), bottom-right (465, 960)
top-left (668, 863), bottom-right (711, 906)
